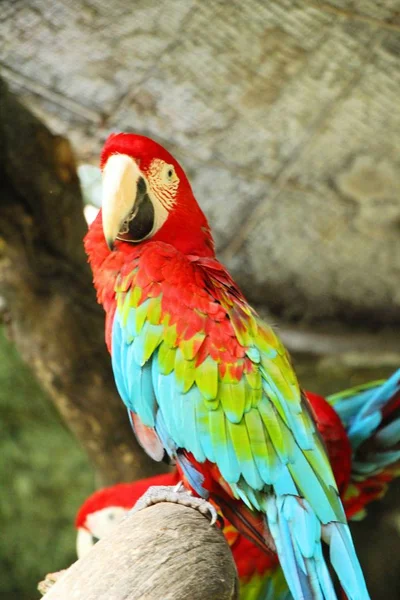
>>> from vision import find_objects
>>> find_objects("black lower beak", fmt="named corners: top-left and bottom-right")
top-left (116, 177), bottom-right (155, 244)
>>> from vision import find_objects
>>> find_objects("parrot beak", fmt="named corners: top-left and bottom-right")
top-left (101, 154), bottom-right (143, 250)
top-left (76, 527), bottom-right (96, 559)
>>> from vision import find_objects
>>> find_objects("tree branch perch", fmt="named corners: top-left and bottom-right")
top-left (40, 503), bottom-right (238, 600)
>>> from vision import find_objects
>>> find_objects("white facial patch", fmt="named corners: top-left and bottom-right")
top-left (147, 159), bottom-right (179, 211)
top-left (77, 506), bottom-right (129, 558)
top-left (86, 506), bottom-right (128, 540)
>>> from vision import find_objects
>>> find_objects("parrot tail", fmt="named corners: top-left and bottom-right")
top-left (265, 495), bottom-right (369, 600)
top-left (328, 368), bottom-right (400, 452)
top-left (330, 368), bottom-right (400, 520)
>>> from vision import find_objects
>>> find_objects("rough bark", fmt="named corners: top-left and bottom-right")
top-left (1, 0), bottom-right (400, 324)
top-left (0, 78), bottom-right (167, 485)
top-left (40, 503), bottom-right (238, 600)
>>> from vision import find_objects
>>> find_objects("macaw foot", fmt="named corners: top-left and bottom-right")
top-left (131, 482), bottom-right (218, 526)
top-left (38, 570), bottom-right (67, 596)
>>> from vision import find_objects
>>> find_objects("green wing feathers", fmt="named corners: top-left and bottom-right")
top-left (113, 249), bottom-right (343, 526)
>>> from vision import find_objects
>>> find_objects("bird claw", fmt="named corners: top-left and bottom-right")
top-left (38, 570), bottom-right (67, 596)
top-left (130, 483), bottom-right (218, 526)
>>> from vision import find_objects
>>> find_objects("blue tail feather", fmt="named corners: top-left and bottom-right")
top-left (328, 368), bottom-right (400, 484)
top-left (323, 522), bottom-right (369, 600)
top-left (330, 368), bottom-right (400, 452)
top-left (266, 495), bottom-right (341, 600)
top-left (375, 419), bottom-right (400, 448)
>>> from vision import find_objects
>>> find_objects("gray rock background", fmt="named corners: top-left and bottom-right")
top-left (1, 0), bottom-right (400, 324)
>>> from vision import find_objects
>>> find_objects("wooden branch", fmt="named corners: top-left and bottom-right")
top-left (0, 78), bottom-right (167, 484)
top-left (40, 503), bottom-right (238, 600)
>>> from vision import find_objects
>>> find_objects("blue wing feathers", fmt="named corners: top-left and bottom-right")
top-left (329, 368), bottom-right (400, 482)
top-left (227, 419), bottom-right (264, 490)
top-left (111, 289), bottom-right (373, 600)
top-left (136, 361), bottom-right (156, 426)
top-left (154, 409), bottom-right (176, 458)
top-left (210, 407), bottom-right (241, 483)
top-left (111, 316), bottom-right (130, 403)
top-left (195, 395), bottom-right (216, 462)
top-left (330, 368), bottom-right (400, 450)
top-left (375, 419), bottom-right (400, 447)
top-left (181, 387), bottom-right (206, 461)
top-left (177, 453), bottom-right (208, 498)
top-left (273, 465), bottom-right (299, 497)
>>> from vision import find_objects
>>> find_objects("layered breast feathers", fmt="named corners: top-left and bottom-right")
top-left (111, 241), bottom-right (343, 525)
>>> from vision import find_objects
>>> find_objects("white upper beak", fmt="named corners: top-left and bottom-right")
top-left (76, 527), bottom-right (95, 559)
top-left (101, 154), bottom-right (142, 249)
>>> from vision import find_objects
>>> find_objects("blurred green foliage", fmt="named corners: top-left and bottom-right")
top-left (0, 328), bottom-right (95, 600)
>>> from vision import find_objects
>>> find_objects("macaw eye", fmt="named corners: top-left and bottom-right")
top-left (166, 165), bottom-right (175, 181)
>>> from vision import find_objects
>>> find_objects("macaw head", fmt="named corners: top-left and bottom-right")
top-left (75, 472), bottom-right (180, 558)
top-left (75, 482), bottom-right (136, 558)
top-left (99, 133), bottom-right (215, 257)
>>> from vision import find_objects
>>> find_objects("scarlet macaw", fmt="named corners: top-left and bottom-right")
top-left (76, 371), bottom-right (400, 598)
top-left (84, 133), bottom-right (370, 599)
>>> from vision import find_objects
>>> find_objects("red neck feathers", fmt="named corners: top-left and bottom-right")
top-left (84, 133), bottom-right (217, 345)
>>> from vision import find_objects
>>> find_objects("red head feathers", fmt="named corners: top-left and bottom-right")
top-left (93, 133), bottom-right (214, 257)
